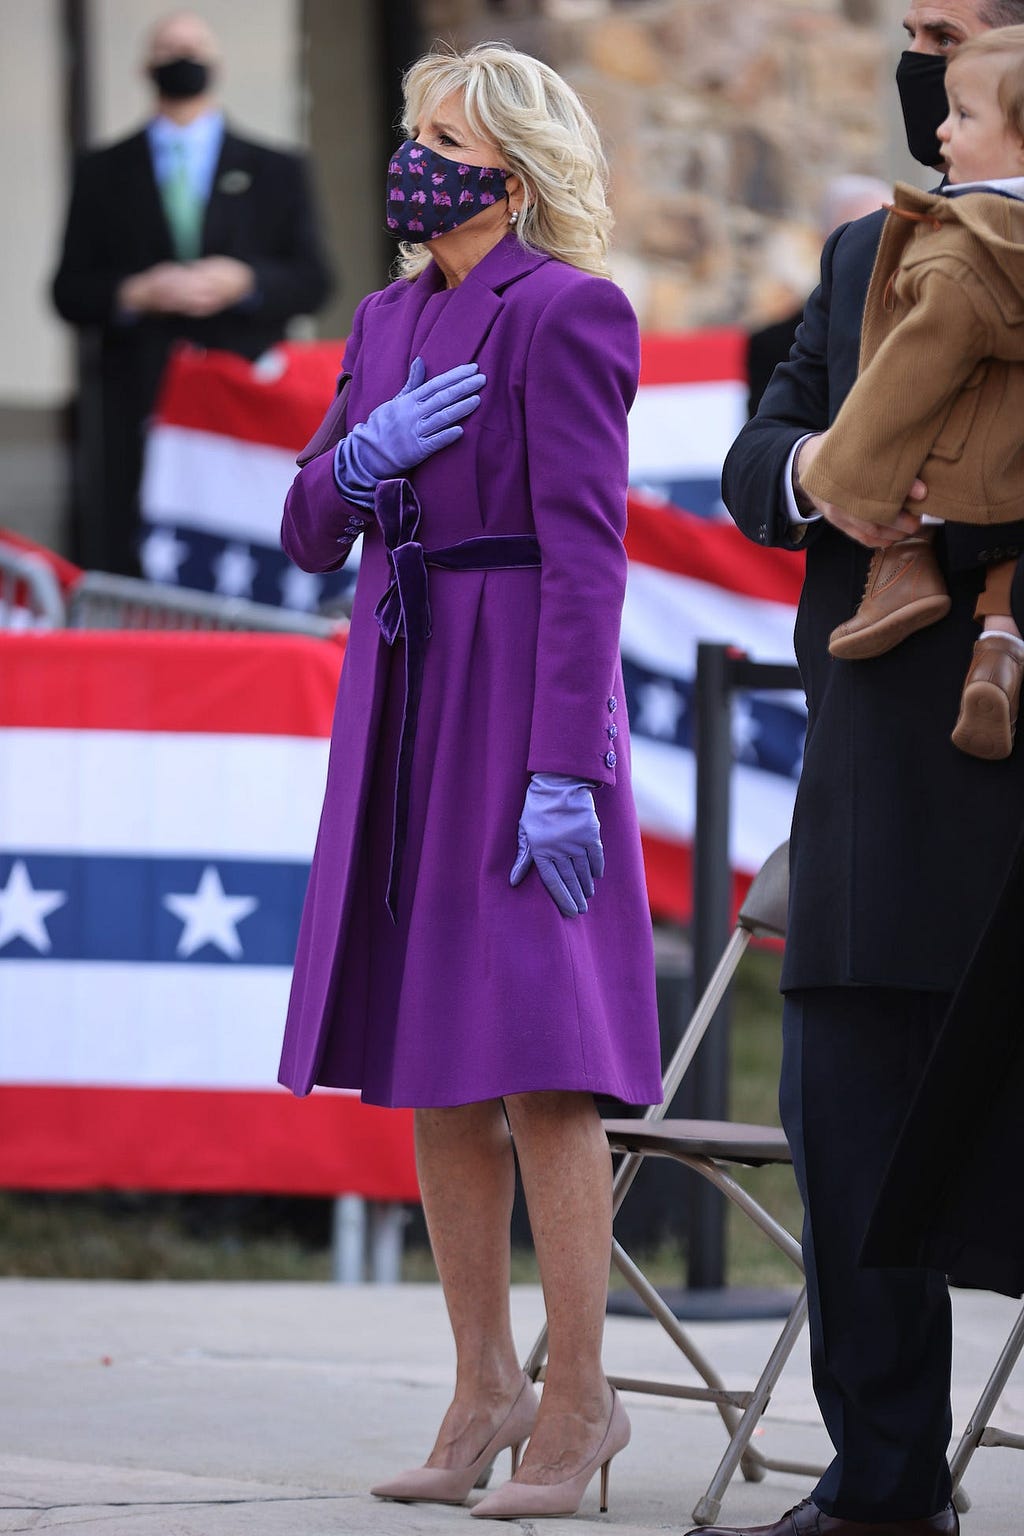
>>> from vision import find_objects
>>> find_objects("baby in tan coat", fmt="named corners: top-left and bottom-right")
top-left (801, 27), bottom-right (1024, 760)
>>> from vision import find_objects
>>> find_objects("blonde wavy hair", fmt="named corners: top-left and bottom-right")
top-left (395, 42), bottom-right (613, 280)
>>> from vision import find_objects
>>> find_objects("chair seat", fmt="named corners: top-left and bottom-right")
top-left (603, 1117), bottom-right (792, 1167)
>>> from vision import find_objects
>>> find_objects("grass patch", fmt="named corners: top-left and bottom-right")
top-left (0, 943), bottom-right (800, 1287)
top-left (0, 1192), bottom-right (332, 1281)
top-left (725, 942), bottom-right (803, 1288)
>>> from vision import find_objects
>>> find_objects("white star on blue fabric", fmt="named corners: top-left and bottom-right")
top-left (0, 860), bottom-right (68, 953)
top-left (279, 564), bottom-right (323, 612)
top-left (731, 697), bottom-right (764, 764)
top-left (212, 543), bottom-right (258, 599)
top-left (637, 679), bottom-right (685, 739)
top-left (163, 866), bottom-right (258, 960)
top-left (140, 526), bottom-right (190, 583)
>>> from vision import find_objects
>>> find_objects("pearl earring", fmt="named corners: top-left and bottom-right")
top-left (509, 208), bottom-right (520, 227)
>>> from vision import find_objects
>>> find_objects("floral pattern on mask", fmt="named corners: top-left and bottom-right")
top-left (386, 141), bottom-right (508, 242)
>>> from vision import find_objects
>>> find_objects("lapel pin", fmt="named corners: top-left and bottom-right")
top-left (217, 169), bottom-right (252, 195)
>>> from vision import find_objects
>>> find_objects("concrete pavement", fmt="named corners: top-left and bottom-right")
top-left (1, 1280), bottom-right (1021, 1534)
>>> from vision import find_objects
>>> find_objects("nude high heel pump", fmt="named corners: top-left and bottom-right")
top-left (370, 1374), bottom-right (539, 1506)
top-left (470, 1388), bottom-right (630, 1520)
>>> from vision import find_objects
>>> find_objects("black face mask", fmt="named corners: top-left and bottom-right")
top-left (896, 51), bottom-right (949, 168)
top-left (149, 58), bottom-right (210, 101)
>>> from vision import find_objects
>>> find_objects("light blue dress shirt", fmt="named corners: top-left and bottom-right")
top-left (147, 110), bottom-right (225, 203)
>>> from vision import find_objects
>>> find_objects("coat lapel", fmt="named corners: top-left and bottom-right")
top-left (355, 263), bottom-right (446, 413)
top-left (201, 130), bottom-right (248, 256)
top-left (128, 130), bottom-right (176, 261)
top-left (418, 234), bottom-right (550, 378)
top-left (356, 235), bottom-right (551, 414)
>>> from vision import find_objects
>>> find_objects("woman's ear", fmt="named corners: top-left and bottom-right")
top-left (505, 173), bottom-right (525, 217)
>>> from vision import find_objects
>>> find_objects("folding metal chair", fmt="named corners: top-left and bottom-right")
top-left (523, 840), bottom-right (821, 1526)
top-left (949, 1299), bottom-right (1024, 1509)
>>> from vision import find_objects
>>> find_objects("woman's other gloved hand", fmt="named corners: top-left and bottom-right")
top-left (510, 773), bottom-right (605, 917)
top-left (334, 357), bottom-right (485, 506)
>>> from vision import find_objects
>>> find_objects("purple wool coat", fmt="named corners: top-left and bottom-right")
top-left (277, 233), bottom-right (663, 1109)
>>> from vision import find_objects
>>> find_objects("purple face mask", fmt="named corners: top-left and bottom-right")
top-left (386, 140), bottom-right (509, 242)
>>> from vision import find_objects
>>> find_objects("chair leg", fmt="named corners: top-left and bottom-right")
top-left (691, 1287), bottom-right (811, 1525)
top-left (522, 1317), bottom-right (549, 1384)
top-left (610, 1239), bottom-right (747, 1439)
top-left (949, 1301), bottom-right (1024, 1495)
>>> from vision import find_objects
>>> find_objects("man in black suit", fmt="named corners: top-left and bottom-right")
top-left (53, 10), bottom-right (334, 575)
top-left (695, 3), bottom-right (1024, 1534)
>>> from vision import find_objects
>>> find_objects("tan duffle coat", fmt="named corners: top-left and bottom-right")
top-left (802, 180), bottom-right (1024, 526)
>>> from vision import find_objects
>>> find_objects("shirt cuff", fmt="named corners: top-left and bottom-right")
top-left (784, 434), bottom-right (822, 525)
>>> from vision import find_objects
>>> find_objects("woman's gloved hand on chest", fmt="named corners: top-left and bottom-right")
top-left (334, 356), bottom-right (486, 507)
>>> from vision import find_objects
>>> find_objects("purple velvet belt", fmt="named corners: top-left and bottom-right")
top-left (372, 477), bottom-right (541, 921)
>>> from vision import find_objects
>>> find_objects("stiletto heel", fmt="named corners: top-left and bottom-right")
top-left (370, 1374), bottom-right (539, 1505)
top-left (510, 1440), bottom-right (523, 1475)
top-left (471, 1388), bottom-right (630, 1520)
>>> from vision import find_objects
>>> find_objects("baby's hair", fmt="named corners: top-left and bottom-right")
top-left (952, 24), bottom-right (1024, 140)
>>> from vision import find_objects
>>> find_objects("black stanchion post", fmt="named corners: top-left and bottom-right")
top-left (686, 641), bottom-right (737, 1291)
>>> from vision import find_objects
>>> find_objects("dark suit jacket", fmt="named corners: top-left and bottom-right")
top-left (745, 307), bottom-right (802, 419)
top-left (52, 125), bottom-right (334, 572)
top-left (723, 210), bottom-right (1024, 994)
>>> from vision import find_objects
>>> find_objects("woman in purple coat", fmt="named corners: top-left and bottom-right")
top-left (278, 42), bottom-right (662, 1520)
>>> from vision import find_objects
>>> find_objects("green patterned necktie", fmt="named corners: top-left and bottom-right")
top-left (161, 141), bottom-right (203, 261)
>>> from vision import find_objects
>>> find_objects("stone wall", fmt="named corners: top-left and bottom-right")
top-left (417, 0), bottom-right (890, 329)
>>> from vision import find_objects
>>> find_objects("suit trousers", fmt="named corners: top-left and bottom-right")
top-left (780, 987), bottom-right (954, 1522)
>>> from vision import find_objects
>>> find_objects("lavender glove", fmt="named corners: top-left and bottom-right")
top-left (510, 772), bottom-right (605, 917)
top-left (334, 356), bottom-right (485, 507)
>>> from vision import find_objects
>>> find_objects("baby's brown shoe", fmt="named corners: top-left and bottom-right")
top-left (951, 633), bottom-right (1024, 760)
top-left (829, 536), bottom-right (951, 660)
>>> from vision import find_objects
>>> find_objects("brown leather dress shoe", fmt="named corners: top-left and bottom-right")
top-left (828, 537), bottom-right (951, 660)
top-left (683, 1494), bottom-right (959, 1536)
top-left (951, 632), bottom-right (1024, 760)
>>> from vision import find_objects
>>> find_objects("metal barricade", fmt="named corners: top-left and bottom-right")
top-left (67, 571), bottom-right (341, 639)
top-left (0, 547), bottom-right (66, 630)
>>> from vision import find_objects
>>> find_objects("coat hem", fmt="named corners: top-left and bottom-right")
top-left (294, 1071), bottom-right (664, 1111)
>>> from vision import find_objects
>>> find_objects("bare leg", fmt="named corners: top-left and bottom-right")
top-left (980, 614), bottom-right (1022, 637)
top-left (504, 1089), bottom-right (615, 1483)
top-left (415, 1100), bottom-right (525, 1469)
